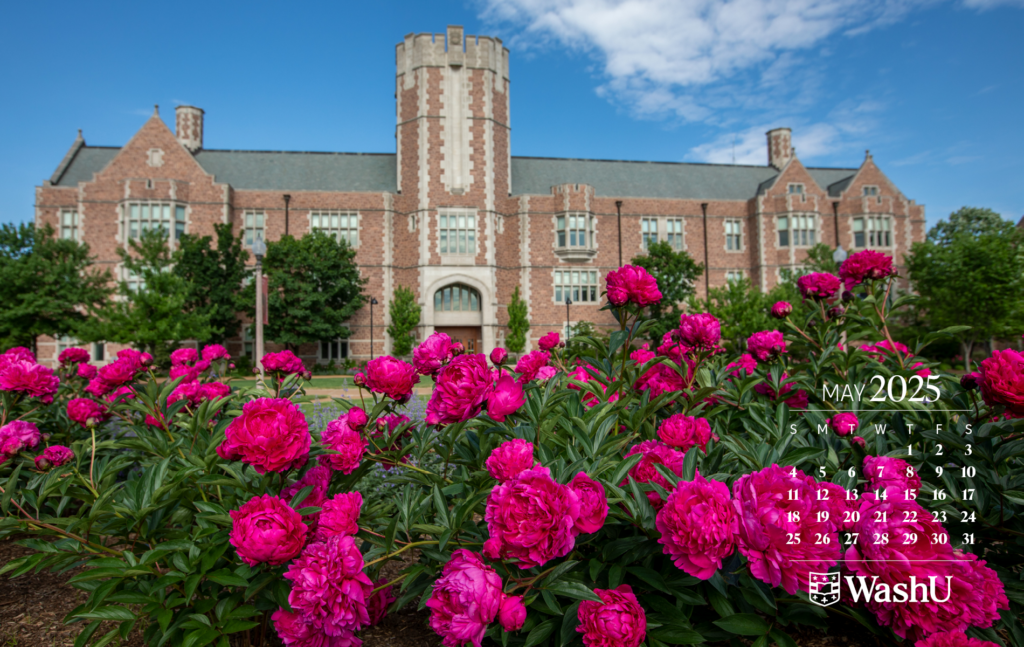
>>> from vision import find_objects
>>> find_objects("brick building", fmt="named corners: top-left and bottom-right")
top-left (34, 25), bottom-right (926, 365)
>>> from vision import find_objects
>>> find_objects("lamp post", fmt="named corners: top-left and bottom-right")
top-left (615, 201), bottom-right (623, 267)
top-left (283, 194), bottom-right (291, 236)
top-left (565, 296), bottom-right (572, 341)
top-left (369, 298), bottom-right (378, 361)
top-left (252, 234), bottom-right (267, 378)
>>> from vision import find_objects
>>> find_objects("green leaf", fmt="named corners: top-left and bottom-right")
top-left (206, 571), bottom-right (249, 588)
top-left (524, 618), bottom-right (557, 647)
top-left (682, 447), bottom-right (699, 481)
top-left (76, 606), bottom-right (136, 622)
top-left (649, 627), bottom-right (706, 644)
top-left (432, 485), bottom-right (450, 526)
top-left (545, 580), bottom-right (602, 602)
top-left (560, 600), bottom-right (582, 646)
top-left (713, 613), bottom-right (769, 636)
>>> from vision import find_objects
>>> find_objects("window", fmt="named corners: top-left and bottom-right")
top-left (554, 270), bottom-right (599, 303)
top-left (788, 184), bottom-right (805, 194)
top-left (60, 210), bottom-right (78, 240)
top-left (863, 186), bottom-right (879, 196)
top-left (320, 339), bottom-right (350, 362)
top-left (311, 211), bottom-right (358, 247)
top-left (244, 211), bottom-right (265, 246)
top-left (56, 336), bottom-right (82, 355)
top-left (243, 328), bottom-right (254, 358)
top-left (439, 211), bottom-right (476, 255)
top-left (853, 216), bottom-right (891, 248)
top-left (124, 268), bottom-right (144, 292)
top-left (725, 220), bottom-right (742, 251)
top-left (92, 342), bottom-right (105, 362)
top-left (726, 270), bottom-right (744, 283)
top-left (434, 284), bottom-right (480, 312)
top-left (778, 215), bottom-right (816, 247)
top-left (556, 213), bottom-right (592, 248)
top-left (666, 219), bottom-right (683, 250)
top-left (641, 218), bottom-right (658, 249)
top-left (124, 202), bottom-right (186, 243)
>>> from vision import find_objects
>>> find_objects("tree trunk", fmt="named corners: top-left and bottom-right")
top-left (961, 339), bottom-right (975, 372)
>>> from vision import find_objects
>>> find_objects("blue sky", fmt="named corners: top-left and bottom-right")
top-left (1, 0), bottom-right (1021, 229)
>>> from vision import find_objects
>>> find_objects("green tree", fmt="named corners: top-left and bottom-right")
top-left (688, 278), bottom-right (774, 353)
top-left (0, 223), bottom-right (112, 352)
top-left (906, 207), bottom-right (1024, 370)
top-left (506, 286), bottom-right (529, 354)
top-left (87, 228), bottom-right (213, 364)
top-left (387, 285), bottom-right (420, 357)
top-left (244, 231), bottom-right (366, 350)
top-left (631, 241), bottom-right (704, 345)
top-left (173, 223), bottom-right (250, 344)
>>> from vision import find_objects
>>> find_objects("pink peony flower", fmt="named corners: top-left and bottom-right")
top-left (426, 550), bottom-right (506, 647)
top-left (569, 472), bottom-right (608, 534)
top-left (281, 465), bottom-right (331, 529)
top-left (229, 494), bottom-right (307, 567)
top-left (485, 439), bottom-right (536, 483)
top-left (949, 550), bottom-right (1009, 632)
top-left (0, 420), bottom-right (41, 461)
top-left (732, 464), bottom-right (839, 595)
top-left (425, 354), bottom-right (493, 425)
top-left (272, 608), bottom-right (357, 647)
top-left (538, 331), bottom-right (561, 351)
top-left (413, 332), bottom-right (457, 376)
top-left (498, 595), bottom-right (527, 632)
top-left (488, 347), bottom-right (507, 366)
top-left (514, 350), bottom-right (550, 383)
top-left (771, 301), bottom-right (793, 319)
top-left (201, 344), bottom-right (230, 361)
top-left (621, 440), bottom-right (685, 509)
top-left (605, 265), bottom-right (662, 307)
top-left (315, 492), bottom-right (364, 541)
top-left (678, 313), bottom-right (721, 350)
top-left (116, 348), bottom-right (152, 370)
top-left (656, 471), bottom-right (737, 579)
top-left (217, 398), bottom-right (311, 474)
top-left (746, 330), bottom-right (787, 361)
top-left (630, 344), bottom-right (656, 365)
top-left (4, 347), bottom-right (35, 362)
top-left (977, 349), bottom-right (1024, 417)
top-left (105, 386), bottom-right (135, 404)
top-left (97, 359), bottom-right (136, 386)
top-left (754, 374), bottom-right (809, 409)
top-left (534, 365), bottom-right (559, 382)
top-left (169, 364), bottom-right (201, 383)
top-left (285, 535), bottom-right (374, 638)
top-left (797, 272), bottom-right (842, 300)
top-left (726, 353), bottom-right (758, 378)
top-left (916, 632), bottom-right (1001, 647)
top-left (36, 445), bottom-right (74, 470)
top-left (657, 414), bottom-right (717, 453)
top-left (77, 363), bottom-right (97, 380)
top-left (58, 348), bottom-right (90, 364)
top-left (67, 397), bottom-right (107, 428)
top-left (862, 455), bottom-right (921, 497)
top-left (484, 464), bottom-right (580, 569)
top-left (829, 412), bottom-right (858, 436)
top-left (568, 364), bottom-right (619, 408)
top-left (262, 350), bottom-right (305, 375)
top-left (576, 584), bottom-right (646, 647)
top-left (170, 347), bottom-right (198, 366)
top-left (487, 373), bottom-right (525, 422)
top-left (357, 356), bottom-right (417, 403)
top-left (840, 249), bottom-right (896, 286)
top-left (320, 413), bottom-right (367, 475)
top-left (368, 578), bottom-right (396, 627)
top-left (815, 481), bottom-right (858, 531)
top-left (0, 359), bottom-right (60, 403)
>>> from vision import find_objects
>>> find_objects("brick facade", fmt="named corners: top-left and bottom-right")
top-left (34, 26), bottom-right (926, 366)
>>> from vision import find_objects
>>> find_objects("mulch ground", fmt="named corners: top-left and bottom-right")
top-left (1, 536), bottom-right (887, 647)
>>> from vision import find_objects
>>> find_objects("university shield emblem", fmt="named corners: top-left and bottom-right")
top-left (809, 572), bottom-right (841, 607)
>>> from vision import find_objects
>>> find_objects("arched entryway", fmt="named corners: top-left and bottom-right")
top-left (432, 283), bottom-right (483, 354)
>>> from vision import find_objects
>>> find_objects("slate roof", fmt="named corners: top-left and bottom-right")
top-left (51, 145), bottom-right (858, 201)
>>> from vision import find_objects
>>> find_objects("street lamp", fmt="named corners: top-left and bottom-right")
top-left (615, 201), bottom-right (623, 268)
top-left (252, 234), bottom-right (267, 378)
top-left (369, 298), bottom-right (378, 361)
top-left (565, 296), bottom-right (572, 341)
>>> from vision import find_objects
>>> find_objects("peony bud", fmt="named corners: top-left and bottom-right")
top-left (842, 290), bottom-right (855, 302)
top-left (850, 436), bottom-right (866, 449)
top-left (353, 372), bottom-right (366, 387)
top-left (770, 301), bottom-right (792, 319)
top-left (960, 372), bottom-right (980, 391)
top-left (489, 347), bottom-right (508, 366)
top-left (34, 456), bottom-right (51, 470)
top-left (827, 305), bottom-right (845, 320)
top-left (499, 595), bottom-right (527, 632)
top-left (346, 407), bottom-right (369, 430)
top-left (450, 342), bottom-right (465, 356)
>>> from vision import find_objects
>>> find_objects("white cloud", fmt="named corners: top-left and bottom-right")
top-left (961, 0), bottom-right (1024, 9)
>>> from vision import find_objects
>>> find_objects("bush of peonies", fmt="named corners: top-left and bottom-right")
top-left (0, 249), bottom-right (1021, 647)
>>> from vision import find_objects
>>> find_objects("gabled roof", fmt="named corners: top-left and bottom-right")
top-left (51, 145), bottom-right (857, 201)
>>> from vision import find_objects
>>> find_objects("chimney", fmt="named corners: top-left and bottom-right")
top-left (766, 127), bottom-right (793, 169)
top-left (175, 105), bottom-right (204, 153)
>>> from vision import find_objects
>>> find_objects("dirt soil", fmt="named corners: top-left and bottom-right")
top-left (1, 536), bottom-right (885, 647)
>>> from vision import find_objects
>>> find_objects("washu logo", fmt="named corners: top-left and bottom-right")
top-left (808, 573), bottom-right (954, 607)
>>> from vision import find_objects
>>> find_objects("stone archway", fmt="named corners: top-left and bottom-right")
top-left (422, 273), bottom-right (496, 354)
